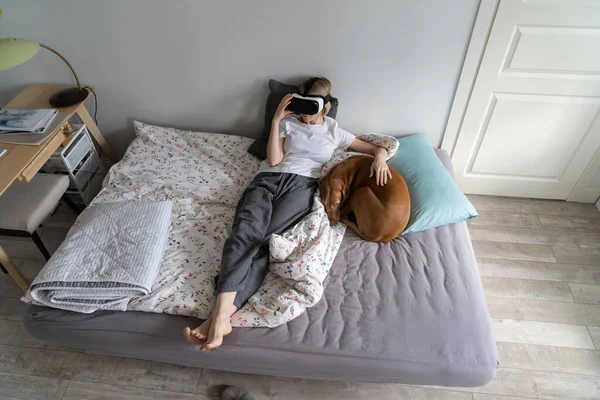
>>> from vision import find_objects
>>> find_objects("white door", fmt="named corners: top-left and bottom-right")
top-left (449, 0), bottom-right (600, 200)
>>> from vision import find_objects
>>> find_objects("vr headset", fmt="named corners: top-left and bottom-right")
top-left (286, 77), bottom-right (332, 115)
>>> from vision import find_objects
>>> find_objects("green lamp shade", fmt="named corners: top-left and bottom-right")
top-left (0, 38), bottom-right (40, 71)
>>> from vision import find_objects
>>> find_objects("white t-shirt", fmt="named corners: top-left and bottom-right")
top-left (258, 116), bottom-right (356, 178)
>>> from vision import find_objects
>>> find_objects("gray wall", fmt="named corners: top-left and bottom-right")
top-left (0, 0), bottom-right (479, 158)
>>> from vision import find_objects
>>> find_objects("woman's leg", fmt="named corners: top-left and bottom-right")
top-left (185, 174), bottom-right (317, 349)
top-left (233, 175), bottom-right (318, 306)
top-left (185, 174), bottom-right (278, 347)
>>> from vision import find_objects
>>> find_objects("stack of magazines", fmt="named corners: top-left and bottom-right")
top-left (0, 109), bottom-right (58, 134)
top-left (0, 109), bottom-right (68, 146)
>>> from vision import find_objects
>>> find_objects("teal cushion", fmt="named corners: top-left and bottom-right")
top-left (388, 134), bottom-right (478, 235)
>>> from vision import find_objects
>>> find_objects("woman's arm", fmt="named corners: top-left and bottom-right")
top-left (267, 94), bottom-right (293, 167)
top-left (266, 121), bottom-right (285, 167)
top-left (348, 139), bottom-right (392, 186)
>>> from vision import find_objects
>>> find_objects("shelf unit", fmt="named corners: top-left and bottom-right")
top-left (41, 124), bottom-right (106, 205)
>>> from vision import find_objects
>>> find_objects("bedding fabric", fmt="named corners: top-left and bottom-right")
top-left (23, 122), bottom-right (263, 320)
top-left (235, 132), bottom-right (399, 327)
top-left (22, 122), bottom-right (399, 328)
top-left (28, 200), bottom-right (172, 313)
top-left (23, 148), bottom-right (498, 386)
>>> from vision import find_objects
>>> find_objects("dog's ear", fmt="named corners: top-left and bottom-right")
top-left (320, 179), bottom-right (331, 204)
top-left (329, 178), bottom-right (347, 205)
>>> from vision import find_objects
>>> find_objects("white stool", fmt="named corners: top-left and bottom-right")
top-left (0, 174), bottom-right (79, 262)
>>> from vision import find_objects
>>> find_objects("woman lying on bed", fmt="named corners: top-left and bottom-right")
top-left (183, 77), bottom-right (392, 350)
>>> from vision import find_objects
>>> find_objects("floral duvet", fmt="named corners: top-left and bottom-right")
top-left (81, 122), bottom-right (397, 327)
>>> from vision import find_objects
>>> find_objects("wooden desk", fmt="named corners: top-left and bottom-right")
top-left (0, 84), bottom-right (116, 291)
top-left (0, 84), bottom-right (116, 196)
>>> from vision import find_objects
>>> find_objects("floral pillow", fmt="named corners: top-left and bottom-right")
top-left (320, 132), bottom-right (399, 179)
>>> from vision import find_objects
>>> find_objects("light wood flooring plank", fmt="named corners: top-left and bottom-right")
top-left (497, 342), bottom-right (600, 376)
top-left (587, 326), bottom-right (600, 350)
top-left (0, 297), bottom-right (28, 320)
top-left (477, 258), bottom-right (600, 284)
top-left (441, 368), bottom-right (600, 399)
top-left (467, 195), bottom-right (600, 219)
top-left (0, 345), bottom-right (83, 379)
top-left (472, 395), bottom-right (536, 400)
top-left (569, 283), bottom-right (600, 305)
top-left (0, 344), bottom-right (201, 394)
top-left (486, 296), bottom-right (600, 326)
top-left (552, 246), bottom-right (600, 266)
top-left (481, 277), bottom-right (574, 302)
top-left (493, 319), bottom-right (595, 349)
top-left (63, 380), bottom-right (206, 400)
top-left (539, 215), bottom-right (600, 233)
top-left (0, 371), bottom-right (69, 400)
top-left (473, 241), bottom-right (556, 262)
top-left (73, 353), bottom-right (202, 393)
top-left (469, 212), bottom-right (541, 228)
top-left (470, 226), bottom-right (600, 248)
top-left (197, 369), bottom-right (472, 400)
top-left (0, 320), bottom-right (83, 352)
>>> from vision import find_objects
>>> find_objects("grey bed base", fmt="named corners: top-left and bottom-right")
top-left (23, 150), bottom-right (498, 387)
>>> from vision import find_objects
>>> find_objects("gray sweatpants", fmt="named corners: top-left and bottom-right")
top-left (217, 172), bottom-right (318, 308)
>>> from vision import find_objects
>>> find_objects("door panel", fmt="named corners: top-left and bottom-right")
top-left (451, 0), bottom-right (600, 199)
top-left (470, 94), bottom-right (600, 179)
top-left (508, 27), bottom-right (600, 76)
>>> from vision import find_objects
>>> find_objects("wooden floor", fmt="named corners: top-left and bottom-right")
top-left (1, 195), bottom-right (600, 399)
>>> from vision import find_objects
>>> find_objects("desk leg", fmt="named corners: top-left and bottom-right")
top-left (0, 244), bottom-right (30, 292)
top-left (76, 105), bottom-right (117, 162)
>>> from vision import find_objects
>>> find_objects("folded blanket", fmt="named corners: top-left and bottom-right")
top-left (28, 200), bottom-right (172, 313)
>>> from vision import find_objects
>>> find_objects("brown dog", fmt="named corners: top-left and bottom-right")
top-left (320, 155), bottom-right (410, 242)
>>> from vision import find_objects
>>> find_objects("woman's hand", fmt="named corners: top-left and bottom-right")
top-left (347, 139), bottom-right (392, 186)
top-left (274, 94), bottom-right (294, 122)
top-left (370, 154), bottom-right (392, 186)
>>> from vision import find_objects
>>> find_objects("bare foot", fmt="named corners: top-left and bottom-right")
top-left (184, 291), bottom-right (238, 350)
top-left (202, 312), bottom-right (232, 351)
top-left (183, 317), bottom-right (212, 344)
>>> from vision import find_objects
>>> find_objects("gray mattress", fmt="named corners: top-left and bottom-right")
top-left (23, 150), bottom-right (498, 387)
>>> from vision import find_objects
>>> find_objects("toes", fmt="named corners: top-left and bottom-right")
top-left (200, 334), bottom-right (224, 351)
top-left (183, 327), bottom-right (205, 344)
top-left (192, 328), bottom-right (207, 339)
top-left (192, 331), bottom-right (206, 340)
top-left (201, 341), bottom-right (222, 351)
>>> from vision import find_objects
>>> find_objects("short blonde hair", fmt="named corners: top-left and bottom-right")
top-left (299, 77), bottom-right (332, 116)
